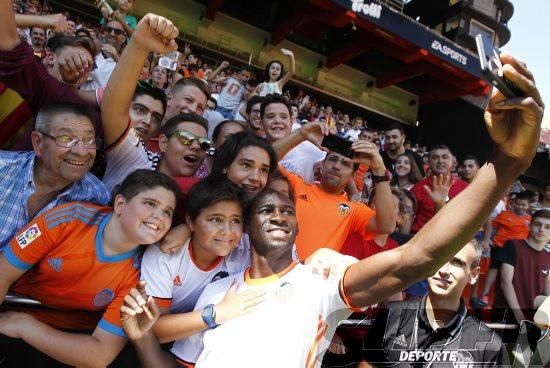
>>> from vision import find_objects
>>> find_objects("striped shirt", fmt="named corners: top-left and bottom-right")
top-left (0, 151), bottom-right (111, 251)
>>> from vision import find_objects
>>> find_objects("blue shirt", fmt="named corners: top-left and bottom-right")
top-left (0, 151), bottom-right (111, 250)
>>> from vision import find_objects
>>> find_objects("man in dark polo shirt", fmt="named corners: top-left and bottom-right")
top-left (365, 241), bottom-right (509, 367)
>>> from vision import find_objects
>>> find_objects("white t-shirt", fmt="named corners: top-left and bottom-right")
top-left (345, 129), bottom-right (360, 141)
top-left (259, 81), bottom-right (282, 96)
top-left (216, 77), bottom-right (245, 110)
top-left (174, 262), bottom-right (352, 367)
top-left (233, 101), bottom-right (246, 121)
top-left (141, 238), bottom-right (250, 313)
top-left (102, 127), bottom-right (161, 192)
top-left (81, 53), bottom-right (116, 91)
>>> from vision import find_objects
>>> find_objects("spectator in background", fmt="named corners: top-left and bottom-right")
top-left (459, 155), bottom-right (480, 184)
top-left (244, 95), bottom-right (265, 138)
top-left (208, 61), bottom-right (251, 120)
top-left (150, 65), bottom-right (168, 90)
top-left (234, 79), bottom-right (258, 121)
top-left (65, 17), bottom-right (76, 36)
top-left (81, 20), bottom-right (126, 90)
top-left (390, 152), bottom-right (423, 191)
top-left (29, 26), bottom-right (46, 59)
top-left (381, 122), bottom-right (425, 176)
top-left (493, 209), bottom-right (550, 325)
top-left (346, 116), bottom-right (363, 141)
top-left (478, 191), bottom-right (532, 306)
top-left (359, 127), bottom-right (375, 142)
top-left (206, 97), bottom-right (217, 111)
top-left (99, 0), bottom-right (137, 37)
top-left (258, 48), bottom-right (295, 96)
top-left (410, 144), bottom-right (468, 233)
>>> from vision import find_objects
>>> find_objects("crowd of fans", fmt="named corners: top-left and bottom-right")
top-left (0, 0), bottom-right (548, 367)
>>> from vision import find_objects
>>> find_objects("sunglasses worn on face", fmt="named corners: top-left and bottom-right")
top-left (104, 26), bottom-right (125, 36)
top-left (171, 130), bottom-right (212, 151)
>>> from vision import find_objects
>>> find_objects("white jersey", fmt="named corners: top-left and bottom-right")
top-left (102, 127), bottom-right (161, 192)
top-left (174, 262), bottom-right (352, 367)
top-left (141, 238), bottom-right (250, 313)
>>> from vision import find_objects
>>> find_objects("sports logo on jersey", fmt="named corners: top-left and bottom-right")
top-left (541, 268), bottom-right (549, 276)
top-left (393, 334), bottom-right (407, 347)
top-left (16, 224), bottom-right (41, 249)
top-left (48, 258), bottom-right (63, 272)
top-left (211, 271), bottom-right (229, 283)
top-left (338, 203), bottom-right (351, 216)
top-left (93, 288), bottom-right (115, 307)
top-left (173, 275), bottom-right (182, 286)
top-left (298, 194), bottom-right (308, 202)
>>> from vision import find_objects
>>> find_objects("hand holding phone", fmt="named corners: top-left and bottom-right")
top-left (321, 134), bottom-right (354, 159)
top-left (475, 34), bottom-right (523, 98)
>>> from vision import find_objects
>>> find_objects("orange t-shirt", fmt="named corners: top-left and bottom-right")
top-left (5, 203), bottom-right (140, 336)
top-left (280, 166), bottom-right (376, 260)
top-left (492, 210), bottom-right (531, 247)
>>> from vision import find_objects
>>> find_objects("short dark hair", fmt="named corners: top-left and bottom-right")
top-left (172, 77), bottom-right (210, 102)
top-left (514, 191), bottom-right (531, 202)
top-left (211, 132), bottom-right (277, 177)
top-left (46, 34), bottom-right (96, 57)
top-left (532, 209), bottom-right (550, 222)
top-left (160, 113), bottom-right (209, 137)
top-left (134, 84), bottom-right (167, 118)
top-left (207, 97), bottom-right (218, 110)
top-left (260, 93), bottom-right (290, 119)
top-left (212, 120), bottom-right (248, 144)
top-left (385, 122), bottom-right (404, 134)
top-left (429, 144), bottom-right (452, 155)
top-left (268, 168), bottom-right (295, 203)
top-left (186, 174), bottom-right (244, 222)
top-left (240, 65), bottom-right (252, 74)
top-left (75, 28), bottom-right (91, 39)
top-left (246, 95), bottom-right (264, 116)
top-left (112, 169), bottom-right (182, 206)
top-left (247, 79), bottom-right (259, 87)
top-left (30, 26), bottom-right (46, 35)
top-left (35, 102), bottom-right (97, 133)
top-left (461, 154), bottom-right (480, 167)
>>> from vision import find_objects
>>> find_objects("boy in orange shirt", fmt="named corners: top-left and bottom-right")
top-left (477, 191), bottom-right (531, 306)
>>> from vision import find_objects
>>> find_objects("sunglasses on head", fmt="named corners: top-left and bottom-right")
top-left (171, 130), bottom-right (213, 151)
top-left (103, 26), bottom-right (125, 36)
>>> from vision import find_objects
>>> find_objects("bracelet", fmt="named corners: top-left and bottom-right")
top-left (372, 174), bottom-right (390, 183)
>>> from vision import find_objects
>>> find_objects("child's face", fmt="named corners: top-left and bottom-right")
top-left (116, 0), bottom-right (134, 12)
top-left (512, 199), bottom-right (530, 215)
top-left (116, 186), bottom-right (176, 246)
top-left (188, 200), bottom-right (243, 257)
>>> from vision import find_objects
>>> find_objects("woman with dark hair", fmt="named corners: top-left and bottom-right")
top-left (390, 153), bottom-right (423, 190)
top-left (258, 48), bottom-right (295, 96)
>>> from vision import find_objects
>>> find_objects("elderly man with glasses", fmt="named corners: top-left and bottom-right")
top-left (0, 102), bottom-right (110, 251)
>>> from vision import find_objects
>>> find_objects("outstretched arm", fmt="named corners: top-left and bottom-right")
top-left (278, 48), bottom-right (295, 89)
top-left (0, 0), bottom-right (22, 51)
top-left (343, 52), bottom-right (544, 307)
top-left (14, 13), bottom-right (67, 33)
top-left (101, 13), bottom-right (178, 146)
top-left (207, 60), bottom-right (229, 83)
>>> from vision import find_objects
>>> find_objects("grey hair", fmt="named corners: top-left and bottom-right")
top-left (468, 239), bottom-right (484, 269)
top-left (35, 102), bottom-right (96, 133)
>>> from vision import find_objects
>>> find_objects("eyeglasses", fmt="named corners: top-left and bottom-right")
top-left (171, 130), bottom-right (213, 151)
top-left (137, 80), bottom-right (154, 89)
top-left (40, 132), bottom-right (101, 149)
top-left (103, 26), bottom-right (125, 36)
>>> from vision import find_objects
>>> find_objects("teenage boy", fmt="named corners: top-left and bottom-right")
top-left (493, 209), bottom-right (550, 324)
top-left (208, 61), bottom-right (251, 119)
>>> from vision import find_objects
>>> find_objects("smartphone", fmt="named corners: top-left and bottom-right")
top-left (321, 134), bottom-right (354, 159)
top-left (475, 34), bottom-right (522, 98)
top-left (159, 51), bottom-right (181, 71)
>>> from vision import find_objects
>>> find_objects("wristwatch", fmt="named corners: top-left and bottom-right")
top-left (201, 304), bottom-right (219, 329)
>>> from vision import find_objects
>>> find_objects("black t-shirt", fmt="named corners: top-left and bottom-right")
top-left (364, 296), bottom-right (508, 367)
top-left (381, 148), bottom-right (425, 176)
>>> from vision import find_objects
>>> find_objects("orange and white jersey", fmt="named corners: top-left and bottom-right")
top-left (173, 262), bottom-right (352, 367)
top-left (141, 238), bottom-right (249, 313)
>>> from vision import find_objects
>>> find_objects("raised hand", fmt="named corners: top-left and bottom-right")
top-left (120, 281), bottom-right (161, 341)
top-left (352, 140), bottom-right (386, 175)
top-left (101, 43), bottom-right (119, 61)
top-left (215, 280), bottom-right (266, 324)
top-left (220, 60), bottom-right (230, 69)
top-left (132, 14), bottom-right (179, 54)
top-left (299, 121), bottom-right (330, 147)
top-left (281, 48), bottom-right (294, 57)
top-left (424, 174), bottom-right (452, 207)
top-left (484, 52), bottom-right (544, 165)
